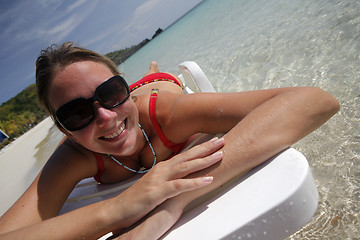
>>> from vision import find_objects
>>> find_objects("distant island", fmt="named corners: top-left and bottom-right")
top-left (0, 28), bottom-right (163, 149)
top-left (105, 28), bottom-right (163, 65)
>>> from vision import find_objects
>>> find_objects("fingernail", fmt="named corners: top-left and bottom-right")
top-left (210, 137), bottom-right (219, 142)
top-left (202, 176), bottom-right (213, 184)
top-left (214, 137), bottom-right (225, 145)
top-left (211, 151), bottom-right (223, 159)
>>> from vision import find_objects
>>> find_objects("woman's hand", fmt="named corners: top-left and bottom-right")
top-left (140, 137), bottom-right (224, 197)
top-left (112, 137), bottom-right (225, 228)
top-left (0, 138), bottom-right (224, 240)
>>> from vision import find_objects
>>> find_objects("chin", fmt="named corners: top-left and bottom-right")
top-left (111, 128), bottom-right (141, 157)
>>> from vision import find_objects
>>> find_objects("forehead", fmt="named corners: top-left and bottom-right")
top-left (49, 61), bottom-right (115, 110)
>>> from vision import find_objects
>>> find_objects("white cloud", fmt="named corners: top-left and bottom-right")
top-left (43, 1), bottom-right (97, 43)
top-left (46, 16), bottom-right (80, 41)
top-left (36, 0), bottom-right (62, 9)
top-left (66, 0), bottom-right (87, 13)
top-left (48, 17), bottom-right (73, 34)
top-left (124, 0), bottom-right (164, 35)
top-left (134, 0), bottom-right (163, 18)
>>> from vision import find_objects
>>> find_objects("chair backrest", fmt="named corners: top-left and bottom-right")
top-left (179, 61), bottom-right (216, 93)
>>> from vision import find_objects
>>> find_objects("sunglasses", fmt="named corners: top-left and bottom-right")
top-left (55, 75), bottom-right (130, 131)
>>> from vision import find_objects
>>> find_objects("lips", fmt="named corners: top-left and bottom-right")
top-left (102, 120), bottom-right (126, 139)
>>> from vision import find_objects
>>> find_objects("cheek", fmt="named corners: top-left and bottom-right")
top-left (71, 130), bottom-right (93, 145)
top-left (121, 99), bottom-right (139, 120)
top-left (68, 124), bottom-right (97, 148)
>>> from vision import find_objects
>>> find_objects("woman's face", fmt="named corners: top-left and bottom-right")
top-left (49, 61), bottom-right (142, 156)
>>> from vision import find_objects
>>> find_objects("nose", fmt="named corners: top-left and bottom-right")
top-left (93, 102), bottom-right (117, 127)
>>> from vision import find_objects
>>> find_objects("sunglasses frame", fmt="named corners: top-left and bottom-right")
top-left (55, 75), bottom-right (130, 131)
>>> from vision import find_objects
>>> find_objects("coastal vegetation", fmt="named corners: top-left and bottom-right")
top-left (0, 28), bottom-right (163, 149)
top-left (0, 84), bottom-right (47, 149)
top-left (105, 28), bottom-right (162, 65)
top-left (106, 39), bottom-right (150, 65)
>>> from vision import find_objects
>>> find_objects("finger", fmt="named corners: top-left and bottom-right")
top-left (172, 151), bottom-right (223, 179)
top-left (145, 138), bottom-right (224, 184)
top-left (172, 137), bottom-right (225, 164)
top-left (160, 176), bottom-right (215, 199)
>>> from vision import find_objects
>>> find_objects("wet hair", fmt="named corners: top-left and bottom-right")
top-left (35, 42), bottom-right (120, 119)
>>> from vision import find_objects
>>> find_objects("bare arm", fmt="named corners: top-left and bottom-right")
top-left (171, 87), bottom-right (340, 202)
top-left (118, 87), bottom-right (340, 239)
top-left (0, 138), bottom-right (224, 239)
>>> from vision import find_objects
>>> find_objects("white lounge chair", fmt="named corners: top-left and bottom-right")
top-left (60, 62), bottom-right (318, 240)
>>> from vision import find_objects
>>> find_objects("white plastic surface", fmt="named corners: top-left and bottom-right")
top-left (162, 148), bottom-right (318, 240)
top-left (179, 61), bottom-right (216, 93)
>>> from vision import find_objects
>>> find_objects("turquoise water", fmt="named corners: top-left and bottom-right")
top-left (120, 0), bottom-right (360, 239)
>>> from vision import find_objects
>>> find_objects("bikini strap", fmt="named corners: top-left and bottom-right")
top-left (93, 152), bottom-right (104, 184)
top-left (130, 72), bottom-right (183, 92)
top-left (149, 89), bottom-right (186, 155)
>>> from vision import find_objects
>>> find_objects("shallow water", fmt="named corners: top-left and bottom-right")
top-left (121, 0), bottom-right (360, 239)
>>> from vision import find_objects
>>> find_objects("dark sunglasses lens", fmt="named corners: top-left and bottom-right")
top-left (57, 99), bottom-right (94, 131)
top-left (98, 77), bottom-right (129, 107)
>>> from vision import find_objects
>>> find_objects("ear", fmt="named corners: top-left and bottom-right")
top-left (58, 127), bottom-right (79, 143)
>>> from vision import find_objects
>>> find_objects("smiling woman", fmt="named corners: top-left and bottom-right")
top-left (0, 42), bottom-right (339, 239)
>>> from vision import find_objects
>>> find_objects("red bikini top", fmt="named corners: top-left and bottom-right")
top-left (149, 89), bottom-right (187, 156)
top-left (129, 72), bottom-right (183, 92)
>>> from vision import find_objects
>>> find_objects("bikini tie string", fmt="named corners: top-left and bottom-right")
top-left (107, 123), bottom-right (157, 173)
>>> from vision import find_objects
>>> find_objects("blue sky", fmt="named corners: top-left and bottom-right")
top-left (0, 0), bottom-right (202, 104)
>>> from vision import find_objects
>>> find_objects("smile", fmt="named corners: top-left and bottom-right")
top-left (102, 120), bottom-right (126, 139)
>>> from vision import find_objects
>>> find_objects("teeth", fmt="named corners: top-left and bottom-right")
top-left (103, 121), bottom-right (125, 139)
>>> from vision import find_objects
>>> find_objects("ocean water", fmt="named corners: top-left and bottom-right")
top-left (120, 0), bottom-right (360, 239)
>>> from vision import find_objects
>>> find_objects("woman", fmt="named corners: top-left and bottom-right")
top-left (0, 42), bottom-right (339, 239)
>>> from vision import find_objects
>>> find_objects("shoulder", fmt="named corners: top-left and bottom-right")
top-left (41, 138), bottom-right (98, 184)
top-left (38, 139), bottom-right (98, 212)
top-left (154, 90), bottom-right (276, 141)
top-left (132, 78), bottom-right (185, 129)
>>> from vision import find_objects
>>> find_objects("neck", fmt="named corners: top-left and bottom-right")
top-left (107, 123), bottom-right (157, 174)
top-left (112, 126), bottom-right (146, 161)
